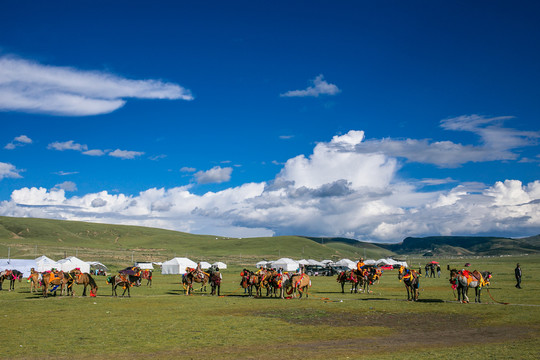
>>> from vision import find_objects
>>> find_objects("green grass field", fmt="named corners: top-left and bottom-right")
top-left (1, 255), bottom-right (538, 359)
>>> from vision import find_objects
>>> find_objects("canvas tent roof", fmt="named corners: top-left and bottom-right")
top-left (212, 261), bottom-right (227, 269)
top-left (35, 255), bottom-right (60, 272)
top-left (334, 259), bottom-right (357, 269)
top-left (57, 256), bottom-right (90, 273)
top-left (0, 259), bottom-right (37, 277)
top-left (255, 261), bottom-right (269, 268)
top-left (297, 259), bottom-right (310, 266)
top-left (272, 258), bottom-right (299, 272)
top-left (363, 259), bottom-right (377, 266)
top-left (161, 257), bottom-right (197, 275)
top-left (199, 261), bottom-right (212, 269)
top-left (135, 262), bottom-right (154, 270)
top-left (307, 259), bottom-right (325, 266)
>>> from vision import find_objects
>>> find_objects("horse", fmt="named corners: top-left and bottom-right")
top-left (287, 273), bottom-right (311, 299)
top-left (106, 273), bottom-right (141, 297)
top-left (398, 266), bottom-right (419, 301)
top-left (360, 266), bottom-right (381, 294)
top-left (182, 268), bottom-right (209, 295)
top-left (40, 271), bottom-right (69, 297)
top-left (208, 266), bottom-right (222, 296)
top-left (141, 270), bottom-right (152, 287)
top-left (0, 269), bottom-right (23, 291)
top-left (70, 269), bottom-right (98, 296)
top-left (449, 269), bottom-right (491, 303)
top-left (240, 269), bottom-right (255, 296)
top-left (28, 268), bottom-right (42, 293)
top-left (336, 270), bottom-right (363, 293)
top-left (267, 272), bottom-right (290, 299)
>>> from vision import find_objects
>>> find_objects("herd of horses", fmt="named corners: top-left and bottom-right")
top-left (238, 268), bottom-right (312, 299)
top-left (1, 263), bottom-right (492, 304)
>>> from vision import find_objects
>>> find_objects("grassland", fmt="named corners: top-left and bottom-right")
top-left (1, 254), bottom-right (538, 359)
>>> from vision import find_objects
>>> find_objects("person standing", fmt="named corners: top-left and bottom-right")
top-left (437, 264), bottom-right (441, 278)
top-left (515, 263), bottom-right (522, 289)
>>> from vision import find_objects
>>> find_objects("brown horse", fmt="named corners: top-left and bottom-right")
top-left (208, 266), bottom-right (221, 296)
top-left (336, 270), bottom-right (364, 293)
top-left (240, 269), bottom-right (255, 296)
top-left (398, 266), bottom-right (419, 301)
top-left (287, 273), bottom-right (311, 298)
top-left (182, 268), bottom-right (209, 295)
top-left (40, 271), bottom-right (69, 297)
top-left (0, 269), bottom-right (23, 291)
top-left (70, 270), bottom-right (98, 297)
top-left (107, 274), bottom-right (141, 297)
top-left (28, 269), bottom-right (41, 293)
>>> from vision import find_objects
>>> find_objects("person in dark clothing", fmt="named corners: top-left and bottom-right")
top-left (515, 263), bottom-right (522, 289)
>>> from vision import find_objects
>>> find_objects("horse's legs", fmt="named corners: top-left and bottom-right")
top-left (341, 282), bottom-right (345, 294)
top-left (82, 284), bottom-right (87, 296)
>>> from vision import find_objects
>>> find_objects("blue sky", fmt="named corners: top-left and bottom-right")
top-left (1, 1), bottom-right (539, 242)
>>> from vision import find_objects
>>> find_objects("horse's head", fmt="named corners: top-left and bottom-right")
top-left (398, 266), bottom-right (405, 280)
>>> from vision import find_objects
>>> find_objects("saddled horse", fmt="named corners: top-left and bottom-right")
top-left (0, 269), bottom-right (23, 291)
top-left (70, 269), bottom-right (98, 297)
top-left (182, 268), bottom-right (209, 295)
top-left (360, 267), bottom-right (381, 294)
top-left (41, 271), bottom-right (70, 297)
top-left (141, 270), bottom-right (152, 287)
top-left (336, 270), bottom-right (364, 293)
top-left (398, 266), bottom-right (420, 301)
top-left (287, 273), bottom-right (311, 299)
top-left (208, 266), bottom-right (221, 296)
top-left (28, 268), bottom-right (41, 293)
top-left (450, 269), bottom-right (491, 303)
top-left (240, 269), bottom-right (255, 296)
top-left (268, 272), bottom-right (290, 299)
top-left (107, 273), bottom-right (141, 297)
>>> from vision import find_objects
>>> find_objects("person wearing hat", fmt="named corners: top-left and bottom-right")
top-left (515, 263), bottom-right (522, 289)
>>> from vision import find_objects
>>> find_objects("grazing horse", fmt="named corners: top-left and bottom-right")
top-left (398, 266), bottom-right (419, 301)
top-left (450, 269), bottom-right (491, 303)
top-left (70, 269), bottom-right (98, 297)
top-left (107, 273), bottom-right (141, 297)
top-left (208, 266), bottom-right (222, 296)
top-left (0, 269), bottom-right (23, 291)
top-left (182, 268), bottom-right (209, 295)
top-left (287, 273), bottom-right (311, 299)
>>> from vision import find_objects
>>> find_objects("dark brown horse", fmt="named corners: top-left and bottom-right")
top-left (70, 270), bottom-right (98, 297)
top-left (208, 266), bottom-right (221, 296)
top-left (336, 270), bottom-right (364, 293)
top-left (0, 269), bottom-right (23, 291)
top-left (398, 266), bottom-right (419, 301)
top-left (106, 273), bottom-right (141, 297)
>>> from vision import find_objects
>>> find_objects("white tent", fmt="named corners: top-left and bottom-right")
top-left (0, 259), bottom-right (37, 277)
top-left (307, 259), bottom-right (325, 266)
top-left (297, 259), bottom-right (310, 266)
top-left (199, 261), bottom-right (212, 269)
top-left (161, 257), bottom-right (197, 275)
top-left (212, 261), bottom-right (227, 269)
top-left (57, 256), bottom-right (90, 273)
top-left (35, 255), bottom-right (60, 272)
top-left (364, 259), bottom-right (377, 266)
top-left (255, 260), bottom-right (269, 268)
top-left (272, 258), bottom-right (299, 272)
top-left (321, 259), bottom-right (334, 265)
top-left (334, 259), bottom-right (357, 270)
top-left (135, 262), bottom-right (154, 270)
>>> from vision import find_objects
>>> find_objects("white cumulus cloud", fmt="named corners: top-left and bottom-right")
top-left (194, 166), bottom-right (233, 184)
top-left (0, 162), bottom-right (23, 180)
top-left (5, 134), bottom-right (32, 149)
